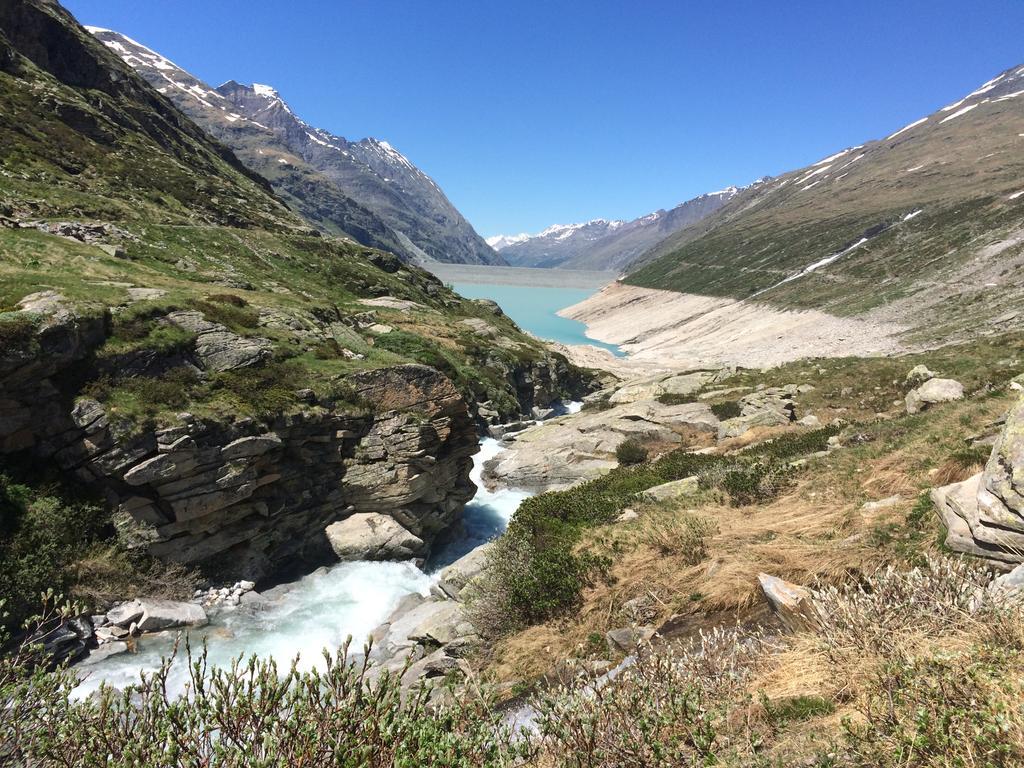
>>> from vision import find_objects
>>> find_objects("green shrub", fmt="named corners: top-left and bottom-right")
top-left (374, 330), bottom-right (457, 378)
top-left (841, 648), bottom-right (1023, 767)
top-left (656, 392), bottom-right (698, 405)
top-left (189, 298), bottom-right (260, 331)
top-left (710, 400), bottom-right (742, 420)
top-left (0, 475), bottom-right (106, 628)
top-left (763, 694), bottom-right (834, 726)
top-left (615, 438), bottom-right (649, 465)
top-left (204, 293), bottom-right (248, 307)
top-left (0, 313), bottom-right (38, 354)
top-left (212, 361), bottom-right (298, 419)
top-left (702, 459), bottom-right (794, 506)
top-left (82, 366), bottom-right (201, 416)
top-left (469, 425), bottom-right (840, 635)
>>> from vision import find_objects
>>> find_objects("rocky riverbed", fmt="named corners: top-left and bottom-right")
top-left (72, 433), bottom-right (537, 697)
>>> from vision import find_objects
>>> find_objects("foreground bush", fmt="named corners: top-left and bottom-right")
top-left (0, 606), bottom-right (530, 767)
top-left (535, 627), bottom-right (767, 767)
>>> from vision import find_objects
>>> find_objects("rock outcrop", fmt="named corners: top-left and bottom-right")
top-left (935, 392), bottom-right (1024, 565)
top-left (54, 364), bottom-right (477, 581)
top-left (0, 292), bottom-right (107, 454)
top-left (718, 385), bottom-right (811, 439)
top-left (486, 398), bottom-right (719, 492)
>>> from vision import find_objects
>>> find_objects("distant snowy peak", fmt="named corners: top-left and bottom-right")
top-left (252, 83), bottom-right (281, 100)
top-left (487, 233), bottom-right (530, 251)
top-left (540, 219), bottom-right (626, 239)
top-left (498, 186), bottom-right (742, 270)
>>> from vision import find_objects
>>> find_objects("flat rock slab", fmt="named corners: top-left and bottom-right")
top-left (326, 513), bottom-right (426, 561)
top-left (107, 599), bottom-right (207, 631)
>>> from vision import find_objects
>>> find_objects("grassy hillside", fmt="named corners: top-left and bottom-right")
top-left (0, 0), bottom-right (574, 422)
top-left (625, 65), bottom-right (1024, 340)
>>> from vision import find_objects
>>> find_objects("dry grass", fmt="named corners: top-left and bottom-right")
top-left (487, 392), bottom-right (1014, 687)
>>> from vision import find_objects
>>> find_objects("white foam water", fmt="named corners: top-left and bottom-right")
top-left (72, 425), bottom-right (559, 697)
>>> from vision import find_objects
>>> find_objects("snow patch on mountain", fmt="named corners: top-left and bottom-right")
top-left (887, 117), bottom-right (928, 140)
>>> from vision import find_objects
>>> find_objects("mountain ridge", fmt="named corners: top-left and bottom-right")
top-left (621, 62), bottom-right (1024, 342)
top-left (88, 27), bottom-right (504, 266)
top-left (492, 188), bottom-right (740, 271)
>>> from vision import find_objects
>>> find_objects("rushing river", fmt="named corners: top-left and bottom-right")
top-left (73, 431), bottom-right (551, 697)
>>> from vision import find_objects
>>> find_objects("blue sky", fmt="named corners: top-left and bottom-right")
top-left (66, 0), bottom-right (1024, 237)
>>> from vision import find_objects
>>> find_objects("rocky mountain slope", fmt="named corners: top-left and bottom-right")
top-left (0, 0), bottom-right (587, 602)
top-left (88, 28), bottom-right (503, 267)
top-left (622, 64), bottom-right (1024, 342)
top-left (490, 188), bottom-right (737, 271)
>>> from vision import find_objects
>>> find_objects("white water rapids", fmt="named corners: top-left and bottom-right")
top-left (73, 431), bottom-right (543, 698)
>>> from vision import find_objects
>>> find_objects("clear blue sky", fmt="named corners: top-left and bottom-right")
top-left (66, 0), bottom-right (1024, 237)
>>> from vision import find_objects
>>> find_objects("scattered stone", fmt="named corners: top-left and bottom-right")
top-left (905, 364), bottom-right (937, 387)
top-left (359, 297), bottom-right (424, 312)
top-left (434, 543), bottom-right (493, 600)
top-left (79, 641), bottom-right (130, 665)
top-left (616, 508), bottom-right (639, 523)
top-left (605, 626), bottom-right (655, 654)
top-left (718, 385), bottom-right (799, 439)
top-left (134, 600), bottom-right (208, 632)
top-left (861, 495), bottom-right (902, 514)
top-left (797, 414), bottom-right (821, 428)
top-left (905, 378), bottom-right (964, 414)
top-left (106, 600), bottom-right (145, 627)
top-left (165, 310), bottom-right (273, 372)
top-left (458, 318), bottom-right (499, 338)
top-left (757, 573), bottom-right (822, 633)
top-left (642, 476), bottom-right (699, 502)
top-left (126, 287), bottom-right (165, 302)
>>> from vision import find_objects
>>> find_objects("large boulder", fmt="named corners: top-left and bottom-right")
top-left (935, 393), bottom-right (1024, 565)
top-left (906, 378), bottom-right (964, 414)
top-left (325, 513), bottom-right (426, 561)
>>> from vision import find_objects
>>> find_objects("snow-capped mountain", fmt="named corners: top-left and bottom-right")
top-left (88, 27), bottom-right (503, 266)
top-left (486, 233), bottom-right (531, 251)
top-left (494, 189), bottom-right (739, 270)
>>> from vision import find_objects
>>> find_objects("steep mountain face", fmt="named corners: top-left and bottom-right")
top-left (624, 64), bottom-right (1024, 341)
top-left (492, 189), bottom-right (737, 271)
top-left (88, 28), bottom-right (503, 266)
top-left (0, 0), bottom-right (586, 589)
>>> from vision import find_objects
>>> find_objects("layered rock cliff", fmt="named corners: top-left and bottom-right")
top-left (0, 294), bottom-right (585, 585)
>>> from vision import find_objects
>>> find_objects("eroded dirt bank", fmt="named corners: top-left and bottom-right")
top-left (559, 282), bottom-right (908, 369)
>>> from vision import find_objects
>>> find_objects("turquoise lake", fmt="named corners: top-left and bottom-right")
top-left (452, 283), bottom-right (625, 357)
